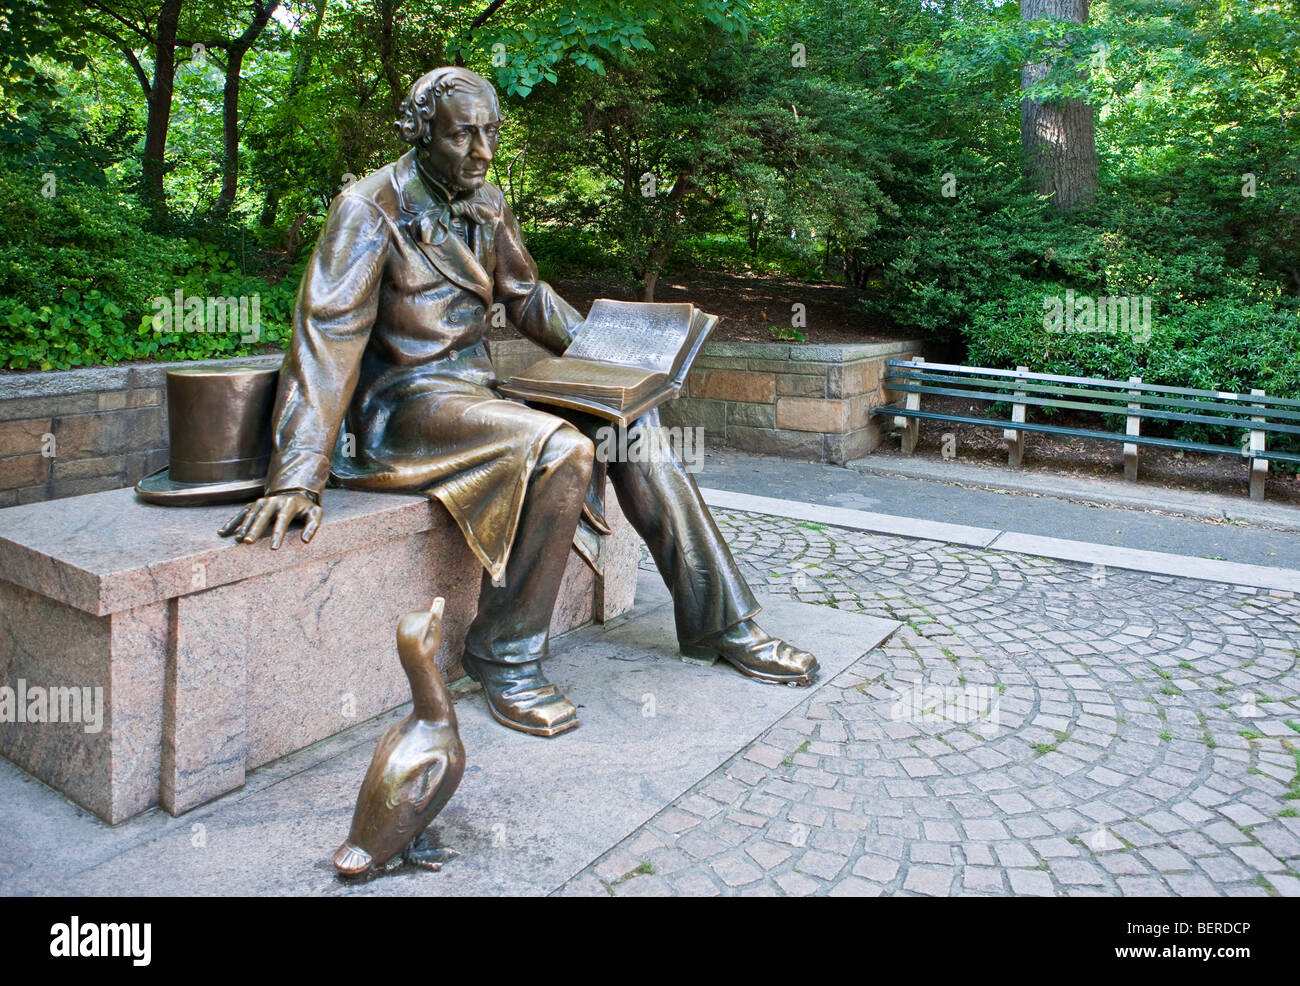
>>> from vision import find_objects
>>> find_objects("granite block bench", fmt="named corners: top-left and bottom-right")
top-left (0, 484), bottom-right (639, 824)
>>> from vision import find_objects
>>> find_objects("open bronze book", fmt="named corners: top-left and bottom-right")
top-left (499, 299), bottom-right (720, 427)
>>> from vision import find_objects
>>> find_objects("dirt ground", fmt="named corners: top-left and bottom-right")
top-left (489, 268), bottom-right (900, 345)
top-left (873, 394), bottom-right (1300, 507)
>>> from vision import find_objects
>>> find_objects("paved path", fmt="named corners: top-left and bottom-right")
top-left (696, 451), bottom-right (1300, 570)
top-left (557, 508), bottom-right (1300, 896)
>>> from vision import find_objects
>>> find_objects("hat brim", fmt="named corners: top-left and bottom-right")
top-left (134, 467), bottom-right (266, 507)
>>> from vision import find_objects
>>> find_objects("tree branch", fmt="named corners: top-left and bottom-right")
top-left (471, 0), bottom-right (509, 30)
top-left (90, 24), bottom-right (151, 98)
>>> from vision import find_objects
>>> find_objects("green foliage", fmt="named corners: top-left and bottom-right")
top-left (0, 0), bottom-right (1296, 405)
top-left (0, 168), bottom-right (294, 370)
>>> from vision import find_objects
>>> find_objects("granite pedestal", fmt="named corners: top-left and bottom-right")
top-left (0, 484), bottom-right (638, 824)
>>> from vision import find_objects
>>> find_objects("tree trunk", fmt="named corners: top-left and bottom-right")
top-left (641, 262), bottom-right (662, 302)
top-left (1020, 0), bottom-right (1098, 209)
top-left (258, 0), bottom-right (327, 227)
top-left (637, 168), bottom-right (693, 302)
top-left (214, 48), bottom-right (246, 214)
top-left (377, 0), bottom-right (406, 115)
top-left (214, 1), bottom-right (281, 215)
top-left (142, 0), bottom-right (183, 225)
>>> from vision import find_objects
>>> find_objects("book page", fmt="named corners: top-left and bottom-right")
top-left (564, 300), bottom-right (695, 374)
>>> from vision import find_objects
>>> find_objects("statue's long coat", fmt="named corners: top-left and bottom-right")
top-left (266, 149), bottom-right (583, 580)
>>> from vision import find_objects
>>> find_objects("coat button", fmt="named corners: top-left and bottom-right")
top-left (449, 349), bottom-right (458, 360)
top-left (448, 313), bottom-right (459, 324)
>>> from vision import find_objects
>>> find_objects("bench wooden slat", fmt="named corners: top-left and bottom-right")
top-left (886, 360), bottom-right (1300, 410)
top-left (873, 403), bottom-right (1300, 464)
top-left (881, 381), bottom-right (1300, 436)
top-left (885, 369), bottom-right (1300, 423)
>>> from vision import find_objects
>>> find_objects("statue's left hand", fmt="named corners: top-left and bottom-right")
top-left (219, 491), bottom-right (323, 550)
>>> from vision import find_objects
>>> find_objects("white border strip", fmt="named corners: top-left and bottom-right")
top-left (700, 488), bottom-right (1300, 593)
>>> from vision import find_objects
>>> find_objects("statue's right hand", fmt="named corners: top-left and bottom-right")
top-left (219, 491), bottom-right (323, 550)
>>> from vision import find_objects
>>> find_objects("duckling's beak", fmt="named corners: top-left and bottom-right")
top-left (423, 596), bottom-right (445, 648)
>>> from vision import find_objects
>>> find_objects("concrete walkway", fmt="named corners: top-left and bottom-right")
top-left (696, 450), bottom-right (1300, 570)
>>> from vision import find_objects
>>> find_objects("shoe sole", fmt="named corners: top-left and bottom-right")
top-left (680, 644), bottom-right (818, 687)
top-left (462, 654), bottom-right (581, 738)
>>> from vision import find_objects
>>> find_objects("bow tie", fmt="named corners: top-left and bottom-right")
top-left (410, 159), bottom-right (495, 245)
top-left (410, 197), bottom-right (496, 245)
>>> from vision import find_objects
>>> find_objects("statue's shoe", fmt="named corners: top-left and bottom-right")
top-left (460, 653), bottom-right (580, 737)
top-left (682, 620), bottom-right (819, 686)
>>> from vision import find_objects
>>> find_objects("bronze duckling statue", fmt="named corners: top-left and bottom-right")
top-left (334, 597), bottom-right (467, 878)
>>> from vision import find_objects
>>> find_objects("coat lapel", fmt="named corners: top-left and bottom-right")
top-left (396, 151), bottom-right (495, 306)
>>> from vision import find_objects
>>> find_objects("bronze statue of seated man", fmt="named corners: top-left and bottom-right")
top-left (221, 66), bottom-right (817, 737)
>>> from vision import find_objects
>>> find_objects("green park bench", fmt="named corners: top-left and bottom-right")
top-left (874, 358), bottom-right (1300, 501)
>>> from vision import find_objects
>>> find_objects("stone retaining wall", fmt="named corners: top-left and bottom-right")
top-left (0, 338), bottom-right (924, 504)
top-left (0, 355), bottom-right (282, 508)
top-left (492, 337), bottom-right (926, 465)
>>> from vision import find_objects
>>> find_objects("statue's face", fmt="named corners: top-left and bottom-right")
top-left (421, 88), bottom-right (501, 192)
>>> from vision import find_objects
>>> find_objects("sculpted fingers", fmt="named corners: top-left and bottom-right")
top-left (301, 504), bottom-right (324, 543)
top-left (240, 499), bottom-right (277, 544)
top-left (219, 505), bottom-right (251, 537)
top-left (235, 497), bottom-right (269, 540)
top-left (269, 502), bottom-right (297, 550)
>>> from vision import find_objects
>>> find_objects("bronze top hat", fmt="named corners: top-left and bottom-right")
top-left (135, 363), bottom-right (280, 506)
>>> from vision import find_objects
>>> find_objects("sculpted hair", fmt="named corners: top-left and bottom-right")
top-left (396, 67), bottom-right (500, 147)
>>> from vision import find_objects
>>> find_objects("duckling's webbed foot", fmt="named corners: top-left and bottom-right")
top-left (404, 833), bottom-right (460, 871)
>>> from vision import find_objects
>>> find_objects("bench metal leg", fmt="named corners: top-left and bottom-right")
top-left (893, 357), bottom-right (922, 455)
top-left (1003, 365), bottom-right (1028, 468)
top-left (1124, 376), bottom-right (1141, 482)
top-left (1250, 388), bottom-right (1268, 501)
top-left (897, 415), bottom-right (919, 455)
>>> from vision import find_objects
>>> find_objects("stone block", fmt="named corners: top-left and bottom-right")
top-left (776, 397), bottom-right (850, 434)
top-left (849, 394), bottom-right (874, 430)
top-left (661, 397), bottom-right (727, 434)
top-left (55, 407), bottom-right (166, 459)
top-left (825, 429), bottom-right (872, 466)
top-left (827, 360), bottom-right (880, 399)
top-left (777, 373), bottom-right (827, 398)
top-left (727, 401), bottom-right (776, 429)
top-left (692, 370), bottom-right (775, 404)
top-left (0, 418), bottom-right (52, 456)
top-left (0, 393), bottom-right (100, 422)
top-left (0, 579), bottom-right (167, 823)
top-left (98, 391), bottom-right (129, 411)
top-left (127, 388), bottom-right (163, 408)
top-left (594, 483), bottom-right (640, 622)
top-left (724, 425), bottom-right (825, 460)
top-left (687, 355), bottom-right (737, 371)
top-left (52, 454), bottom-right (127, 481)
top-left (48, 476), bottom-right (128, 500)
top-left (747, 358), bottom-right (823, 375)
top-left (0, 453), bottom-right (51, 491)
top-left (0, 482), bottom-right (638, 822)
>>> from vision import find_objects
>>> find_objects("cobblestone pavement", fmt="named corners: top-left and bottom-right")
top-left (556, 510), bottom-right (1300, 897)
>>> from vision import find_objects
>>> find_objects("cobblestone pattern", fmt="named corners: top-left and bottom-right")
top-left (556, 511), bottom-right (1300, 897)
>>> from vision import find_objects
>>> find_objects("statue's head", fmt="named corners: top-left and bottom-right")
top-left (396, 67), bottom-right (502, 194)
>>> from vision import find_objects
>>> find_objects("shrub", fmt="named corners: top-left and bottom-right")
top-left (0, 172), bottom-right (296, 370)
